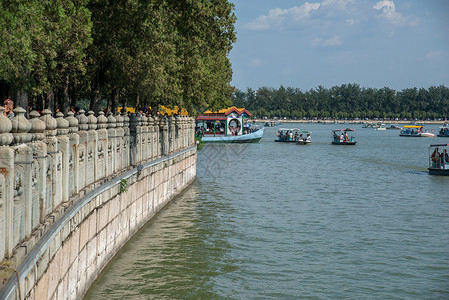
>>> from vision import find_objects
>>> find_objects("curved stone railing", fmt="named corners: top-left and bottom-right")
top-left (0, 107), bottom-right (196, 299)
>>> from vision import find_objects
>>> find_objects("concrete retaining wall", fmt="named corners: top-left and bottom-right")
top-left (0, 147), bottom-right (196, 300)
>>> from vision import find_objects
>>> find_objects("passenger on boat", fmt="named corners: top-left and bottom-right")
top-left (333, 132), bottom-right (338, 141)
top-left (294, 132), bottom-right (299, 141)
top-left (442, 149), bottom-right (449, 169)
top-left (288, 131), bottom-right (293, 141)
top-left (305, 134), bottom-right (311, 142)
top-left (340, 133), bottom-right (344, 142)
top-left (299, 134), bottom-right (303, 141)
top-left (344, 132), bottom-right (349, 141)
top-left (431, 148), bottom-right (441, 168)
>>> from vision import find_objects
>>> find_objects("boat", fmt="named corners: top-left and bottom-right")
top-left (296, 130), bottom-right (312, 145)
top-left (275, 128), bottom-right (302, 143)
top-left (428, 144), bottom-right (449, 175)
top-left (264, 121), bottom-right (279, 127)
top-left (399, 125), bottom-right (435, 137)
top-left (332, 128), bottom-right (357, 145)
top-left (195, 106), bottom-right (264, 143)
top-left (386, 124), bottom-right (402, 130)
top-left (362, 123), bottom-right (375, 128)
top-left (375, 125), bottom-right (386, 131)
top-left (437, 126), bottom-right (449, 137)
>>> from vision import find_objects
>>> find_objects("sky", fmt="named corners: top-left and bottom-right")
top-left (229, 0), bottom-right (449, 91)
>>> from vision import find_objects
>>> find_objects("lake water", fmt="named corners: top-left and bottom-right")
top-left (85, 123), bottom-right (449, 299)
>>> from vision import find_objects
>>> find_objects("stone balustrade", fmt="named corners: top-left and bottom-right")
top-left (0, 108), bottom-right (195, 263)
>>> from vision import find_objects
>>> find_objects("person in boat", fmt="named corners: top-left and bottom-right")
top-left (442, 149), bottom-right (449, 169)
top-left (344, 132), bottom-right (349, 142)
top-left (299, 134), bottom-right (303, 141)
top-left (293, 132), bottom-right (299, 141)
top-left (431, 148), bottom-right (441, 168)
top-left (340, 132), bottom-right (344, 142)
top-left (333, 132), bottom-right (338, 141)
top-left (288, 130), bottom-right (293, 141)
top-left (305, 134), bottom-right (311, 142)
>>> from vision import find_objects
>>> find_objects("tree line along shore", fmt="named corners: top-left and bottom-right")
top-left (232, 84), bottom-right (449, 121)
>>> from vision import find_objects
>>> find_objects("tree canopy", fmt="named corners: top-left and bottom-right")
top-left (232, 84), bottom-right (449, 120)
top-left (0, 0), bottom-right (236, 114)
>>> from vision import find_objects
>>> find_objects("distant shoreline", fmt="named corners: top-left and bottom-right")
top-left (252, 119), bottom-right (447, 125)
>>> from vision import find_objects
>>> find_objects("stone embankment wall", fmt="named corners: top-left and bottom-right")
top-left (0, 107), bottom-right (196, 299)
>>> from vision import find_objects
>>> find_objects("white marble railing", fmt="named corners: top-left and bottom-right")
top-left (0, 107), bottom-right (195, 262)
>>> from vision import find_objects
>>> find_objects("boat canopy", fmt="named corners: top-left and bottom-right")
top-left (403, 125), bottom-right (423, 128)
top-left (298, 130), bottom-right (312, 134)
top-left (332, 128), bottom-right (355, 132)
top-left (430, 144), bottom-right (449, 147)
top-left (277, 128), bottom-right (301, 131)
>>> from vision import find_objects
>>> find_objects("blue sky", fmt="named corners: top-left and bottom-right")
top-left (229, 0), bottom-right (449, 91)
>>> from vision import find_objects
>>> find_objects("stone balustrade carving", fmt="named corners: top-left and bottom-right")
top-left (0, 108), bottom-right (195, 261)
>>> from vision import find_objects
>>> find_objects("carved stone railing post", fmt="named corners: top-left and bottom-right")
top-left (76, 110), bottom-right (88, 191)
top-left (56, 112), bottom-right (70, 203)
top-left (0, 106), bottom-right (14, 258)
top-left (86, 111), bottom-right (98, 185)
top-left (174, 116), bottom-right (181, 152)
top-left (106, 113), bottom-right (116, 177)
top-left (153, 116), bottom-right (160, 158)
top-left (11, 107), bottom-right (32, 243)
top-left (29, 111), bottom-right (47, 229)
top-left (96, 111), bottom-right (108, 180)
top-left (160, 117), bottom-right (169, 156)
top-left (122, 112), bottom-right (130, 168)
top-left (114, 112), bottom-right (124, 172)
top-left (65, 111), bottom-right (79, 197)
top-left (190, 117), bottom-right (195, 147)
top-left (147, 115), bottom-right (154, 160)
top-left (182, 116), bottom-right (187, 149)
top-left (140, 114), bottom-right (148, 162)
top-left (129, 113), bottom-right (139, 166)
top-left (169, 116), bottom-right (175, 154)
top-left (40, 109), bottom-right (57, 218)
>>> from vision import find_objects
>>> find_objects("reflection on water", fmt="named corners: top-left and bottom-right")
top-left (85, 123), bottom-right (449, 299)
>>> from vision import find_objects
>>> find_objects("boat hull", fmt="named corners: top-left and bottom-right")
top-left (332, 141), bottom-right (356, 145)
top-left (275, 140), bottom-right (297, 143)
top-left (296, 141), bottom-right (311, 145)
top-left (428, 168), bottom-right (449, 176)
top-left (437, 134), bottom-right (449, 137)
top-left (201, 128), bottom-right (264, 143)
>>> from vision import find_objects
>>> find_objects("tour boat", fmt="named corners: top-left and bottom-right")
top-left (399, 125), bottom-right (434, 137)
top-left (437, 126), bottom-right (449, 137)
top-left (296, 130), bottom-right (312, 145)
top-left (264, 121), bottom-right (279, 127)
top-left (195, 106), bottom-right (264, 143)
top-left (332, 128), bottom-right (357, 145)
top-left (428, 144), bottom-right (449, 175)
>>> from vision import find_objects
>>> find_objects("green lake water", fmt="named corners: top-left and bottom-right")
top-left (85, 123), bottom-right (449, 299)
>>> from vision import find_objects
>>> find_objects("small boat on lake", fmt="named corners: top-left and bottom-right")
top-left (386, 124), bottom-right (402, 130)
top-left (195, 106), bottom-right (264, 143)
top-left (428, 144), bottom-right (449, 175)
top-left (275, 128), bottom-right (301, 143)
top-left (296, 130), bottom-right (312, 145)
top-left (264, 121), bottom-right (279, 127)
top-left (332, 128), bottom-right (356, 145)
top-left (437, 126), bottom-right (449, 137)
top-left (399, 125), bottom-right (434, 137)
top-left (362, 123), bottom-right (375, 128)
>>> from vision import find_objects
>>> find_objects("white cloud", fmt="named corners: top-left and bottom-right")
top-left (311, 35), bottom-right (342, 47)
top-left (248, 58), bottom-right (263, 67)
top-left (425, 50), bottom-right (444, 60)
top-left (245, 2), bottom-right (320, 30)
top-left (373, 0), bottom-right (419, 26)
top-left (346, 18), bottom-right (354, 25)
